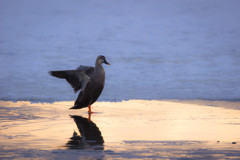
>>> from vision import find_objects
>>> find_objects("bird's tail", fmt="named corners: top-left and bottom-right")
top-left (70, 104), bottom-right (86, 110)
top-left (70, 92), bottom-right (88, 110)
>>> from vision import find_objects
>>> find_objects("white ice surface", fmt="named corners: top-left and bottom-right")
top-left (0, 0), bottom-right (240, 102)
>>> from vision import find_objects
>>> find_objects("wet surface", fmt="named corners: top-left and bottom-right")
top-left (1, 100), bottom-right (240, 159)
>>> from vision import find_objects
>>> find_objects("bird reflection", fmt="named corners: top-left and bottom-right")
top-left (66, 115), bottom-right (104, 150)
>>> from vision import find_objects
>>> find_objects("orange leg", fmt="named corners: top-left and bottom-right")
top-left (88, 105), bottom-right (94, 114)
top-left (88, 112), bottom-right (91, 121)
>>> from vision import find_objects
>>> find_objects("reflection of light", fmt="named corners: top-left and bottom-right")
top-left (94, 100), bottom-right (240, 142)
top-left (0, 100), bottom-right (78, 150)
top-left (1, 100), bottom-right (240, 151)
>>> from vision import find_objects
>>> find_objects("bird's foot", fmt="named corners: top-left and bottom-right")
top-left (88, 105), bottom-right (95, 114)
top-left (88, 111), bottom-right (95, 114)
top-left (88, 113), bottom-right (92, 121)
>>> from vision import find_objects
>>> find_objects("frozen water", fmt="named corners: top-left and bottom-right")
top-left (1, 100), bottom-right (240, 159)
top-left (0, 0), bottom-right (240, 102)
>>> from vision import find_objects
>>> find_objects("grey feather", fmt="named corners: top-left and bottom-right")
top-left (49, 70), bottom-right (90, 93)
top-left (77, 65), bottom-right (94, 76)
top-left (49, 55), bottom-right (110, 110)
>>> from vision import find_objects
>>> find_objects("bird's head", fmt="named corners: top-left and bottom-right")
top-left (97, 55), bottom-right (110, 65)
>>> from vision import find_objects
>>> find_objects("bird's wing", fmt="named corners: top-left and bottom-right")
top-left (76, 65), bottom-right (94, 76)
top-left (49, 70), bottom-right (90, 93)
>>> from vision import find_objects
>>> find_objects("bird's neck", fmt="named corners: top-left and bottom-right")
top-left (95, 61), bottom-right (103, 69)
top-left (95, 60), bottom-right (100, 66)
top-left (95, 61), bottom-right (104, 73)
top-left (94, 62), bottom-right (105, 84)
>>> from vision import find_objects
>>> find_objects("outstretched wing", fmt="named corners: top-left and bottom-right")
top-left (77, 65), bottom-right (94, 76)
top-left (49, 70), bottom-right (90, 93)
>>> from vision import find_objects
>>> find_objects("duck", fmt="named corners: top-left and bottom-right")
top-left (65, 115), bottom-right (104, 149)
top-left (49, 55), bottom-right (110, 113)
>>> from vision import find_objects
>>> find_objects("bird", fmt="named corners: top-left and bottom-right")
top-left (49, 55), bottom-right (110, 113)
top-left (65, 115), bottom-right (104, 149)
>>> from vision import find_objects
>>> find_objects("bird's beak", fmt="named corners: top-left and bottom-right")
top-left (104, 60), bottom-right (110, 65)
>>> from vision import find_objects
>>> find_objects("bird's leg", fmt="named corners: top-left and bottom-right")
top-left (88, 112), bottom-right (91, 121)
top-left (88, 105), bottom-right (94, 114)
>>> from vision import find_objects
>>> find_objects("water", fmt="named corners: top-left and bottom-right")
top-left (0, 0), bottom-right (240, 102)
top-left (1, 100), bottom-right (240, 159)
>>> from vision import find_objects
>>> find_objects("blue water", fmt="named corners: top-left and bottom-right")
top-left (0, 0), bottom-right (240, 102)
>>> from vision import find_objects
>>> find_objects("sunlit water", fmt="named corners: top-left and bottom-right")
top-left (1, 100), bottom-right (240, 159)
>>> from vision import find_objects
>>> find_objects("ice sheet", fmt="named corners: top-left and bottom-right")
top-left (0, 100), bottom-right (240, 159)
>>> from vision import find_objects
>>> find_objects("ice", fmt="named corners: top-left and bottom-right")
top-left (0, 0), bottom-right (240, 102)
top-left (1, 100), bottom-right (240, 159)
